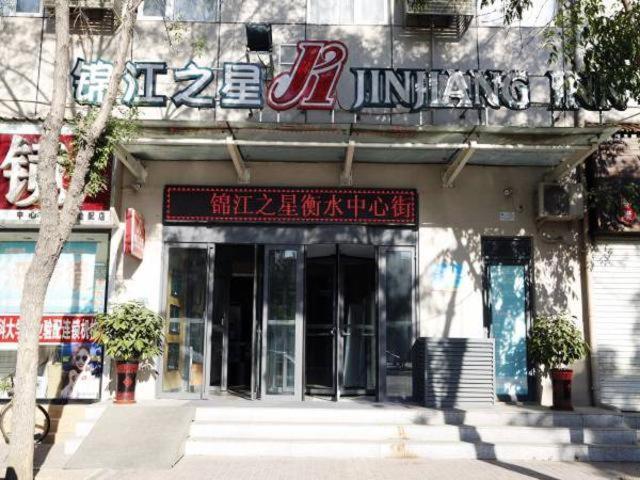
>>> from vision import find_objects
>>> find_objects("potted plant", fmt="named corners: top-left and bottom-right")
top-left (93, 301), bottom-right (164, 404)
top-left (529, 312), bottom-right (588, 411)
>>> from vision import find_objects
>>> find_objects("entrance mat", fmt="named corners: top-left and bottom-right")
top-left (65, 404), bottom-right (195, 470)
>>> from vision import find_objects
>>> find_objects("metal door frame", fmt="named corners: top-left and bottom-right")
top-left (157, 242), bottom-right (214, 400)
top-left (260, 244), bottom-right (305, 401)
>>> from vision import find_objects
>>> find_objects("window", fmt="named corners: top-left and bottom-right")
top-left (141, 0), bottom-right (216, 21)
top-left (1, 0), bottom-right (41, 15)
top-left (477, 0), bottom-right (557, 27)
top-left (308, 0), bottom-right (387, 25)
top-left (0, 232), bottom-right (109, 400)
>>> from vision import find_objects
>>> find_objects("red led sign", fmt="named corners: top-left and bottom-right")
top-left (164, 186), bottom-right (417, 227)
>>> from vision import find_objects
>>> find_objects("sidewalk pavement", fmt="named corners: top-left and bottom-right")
top-left (32, 456), bottom-right (640, 480)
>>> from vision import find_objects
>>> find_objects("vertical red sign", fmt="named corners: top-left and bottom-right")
top-left (124, 208), bottom-right (145, 260)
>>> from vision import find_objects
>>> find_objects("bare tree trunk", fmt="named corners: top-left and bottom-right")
top-left (4, 0), bottom-right (69, 477)
top-left (4, 0), bottom-right (141, 477)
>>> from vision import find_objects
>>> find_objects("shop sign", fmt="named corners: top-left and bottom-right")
top-left (164, 186), bottom-right (417, 227)
top-left (0, 134), bottom-right (112, 225)
top-left (71, 40), bottom-right (628, 113)
top-left (0, 314), bottom-right (95, 343)
top-left (0, 209), bottom-right (113, 227)
top-left (124, 208), bottom-right (145, 260)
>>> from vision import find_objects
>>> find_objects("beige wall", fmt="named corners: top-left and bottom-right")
top-left (109, 159), bottom-right (590, 405)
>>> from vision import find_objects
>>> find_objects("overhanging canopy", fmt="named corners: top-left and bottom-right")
top-left (117, 121), bottom-right (616, 186)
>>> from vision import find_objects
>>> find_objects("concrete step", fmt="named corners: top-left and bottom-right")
top-left (193, 407), bottom-right (626, 428)
top-left (184, 437), bottom-right (640, 461)
top-left (189, 422), bottom-right (638, 445)
top-left (61, 405), bottom-right (107, 455)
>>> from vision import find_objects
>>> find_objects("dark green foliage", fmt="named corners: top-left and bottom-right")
top-left (483, 0), bottom-right (640, 103)
top-left (66, 107), bottom-right (139, 198)
top-left (93, 301), bottom-right (164, 362)
top-left (529, 313), bottom-right (589, 377)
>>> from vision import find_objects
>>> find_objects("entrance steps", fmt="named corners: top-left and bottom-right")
top-left (184, 405), bottom-right (640, 461)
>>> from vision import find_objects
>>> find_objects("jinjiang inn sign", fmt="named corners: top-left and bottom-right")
top-left (72, 40), bottom-right (629, 112)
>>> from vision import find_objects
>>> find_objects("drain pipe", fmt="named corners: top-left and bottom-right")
top-left (571, 12), bottom-right (600, 407)
top-left (577, 171), bottom-right (599, 408)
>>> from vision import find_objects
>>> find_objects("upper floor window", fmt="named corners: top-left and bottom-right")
top-left (308, 0), bottom-right (388, 25)
top-left (477, 0), bottom-right (556, 27)
top-left (140, 0), bottom-right (216, 21)
top-left (2, 0), bottom-right (42, 15)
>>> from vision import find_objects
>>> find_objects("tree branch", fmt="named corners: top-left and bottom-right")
top-left (59, 0), bottom-right (143, 234)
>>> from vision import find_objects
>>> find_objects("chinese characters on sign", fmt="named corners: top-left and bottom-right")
top-left (0, 134), bottom-right (112, 224)
top-left (0, 135), bottom-right (67, 207)
top-left (164, 186), bottom-right (417, 227)
top-left (70, 40), bottom-right (628, 112)
top-left (0, 315), bottom-right (95, 343)
top-left (71, 58), bottom-right (264, 109)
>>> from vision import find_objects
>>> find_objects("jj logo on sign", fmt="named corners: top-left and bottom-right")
top-left (267, 41), bottom-right (348, 111)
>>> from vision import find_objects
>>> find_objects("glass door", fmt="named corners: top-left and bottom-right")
top-left (261, 245), bottom-right (304, 401)
top-left (338, 245), bottom-right (376, 398)
top-left (482, 237), bottom-right (533, 402)
top-left (161, 245), bottom-right (210, 398)
top-left (378, 246), bottom-right (415, 401)
top-left (305, 245), bottom-right (337, 396)
top-left (486, 264), bottom-right (530, 401)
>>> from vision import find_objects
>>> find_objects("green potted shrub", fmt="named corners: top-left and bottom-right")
top-left (93, 301), bottom-right (164, 404)
top-left (529, 312), bottom-right (588, 410)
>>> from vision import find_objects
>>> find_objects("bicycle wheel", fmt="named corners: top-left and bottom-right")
top-left (0, 401), bottom-right (12, 443)
top-left (0, 402), bottom-right (51, 444)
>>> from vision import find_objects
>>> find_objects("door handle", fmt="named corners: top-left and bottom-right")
top-left (341, 328), bottom-right (351, 336)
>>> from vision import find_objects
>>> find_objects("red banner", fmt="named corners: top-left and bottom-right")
top-left (0, 315), bottom-right (95, 344)
top-left (0, 134), bottom-right (111, 211)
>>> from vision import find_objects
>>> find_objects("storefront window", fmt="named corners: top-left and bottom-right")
top-left (0, 232), bottom-right (108, 400)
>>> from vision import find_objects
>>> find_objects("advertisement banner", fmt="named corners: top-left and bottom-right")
top-left (0, 315), bottom-right (95, 343)
top-left (0, 241), bottom-right (97, 313)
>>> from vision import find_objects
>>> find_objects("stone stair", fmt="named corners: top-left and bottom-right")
top-left (40, 404), bottom-right (103, 445)
top-left (41, 403), bottom-right (106, 455)
top-left (185, 405), bottom-right (640, 461)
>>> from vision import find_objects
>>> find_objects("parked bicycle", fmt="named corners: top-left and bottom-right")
top-left (0, 373), bottom-right (51, 444)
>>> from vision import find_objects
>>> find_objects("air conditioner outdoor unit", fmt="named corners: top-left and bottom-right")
top-left (537, 183), bottom-right (585, 221)
top-left (43, 0), bottom-right (120, 9)
top-left (43, 0), bottom-right (119, 35)
top-left (404, 0), bottom-right (474, 39)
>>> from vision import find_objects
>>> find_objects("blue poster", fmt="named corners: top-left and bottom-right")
top-left (0, 241), bottom-right (98, 314)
